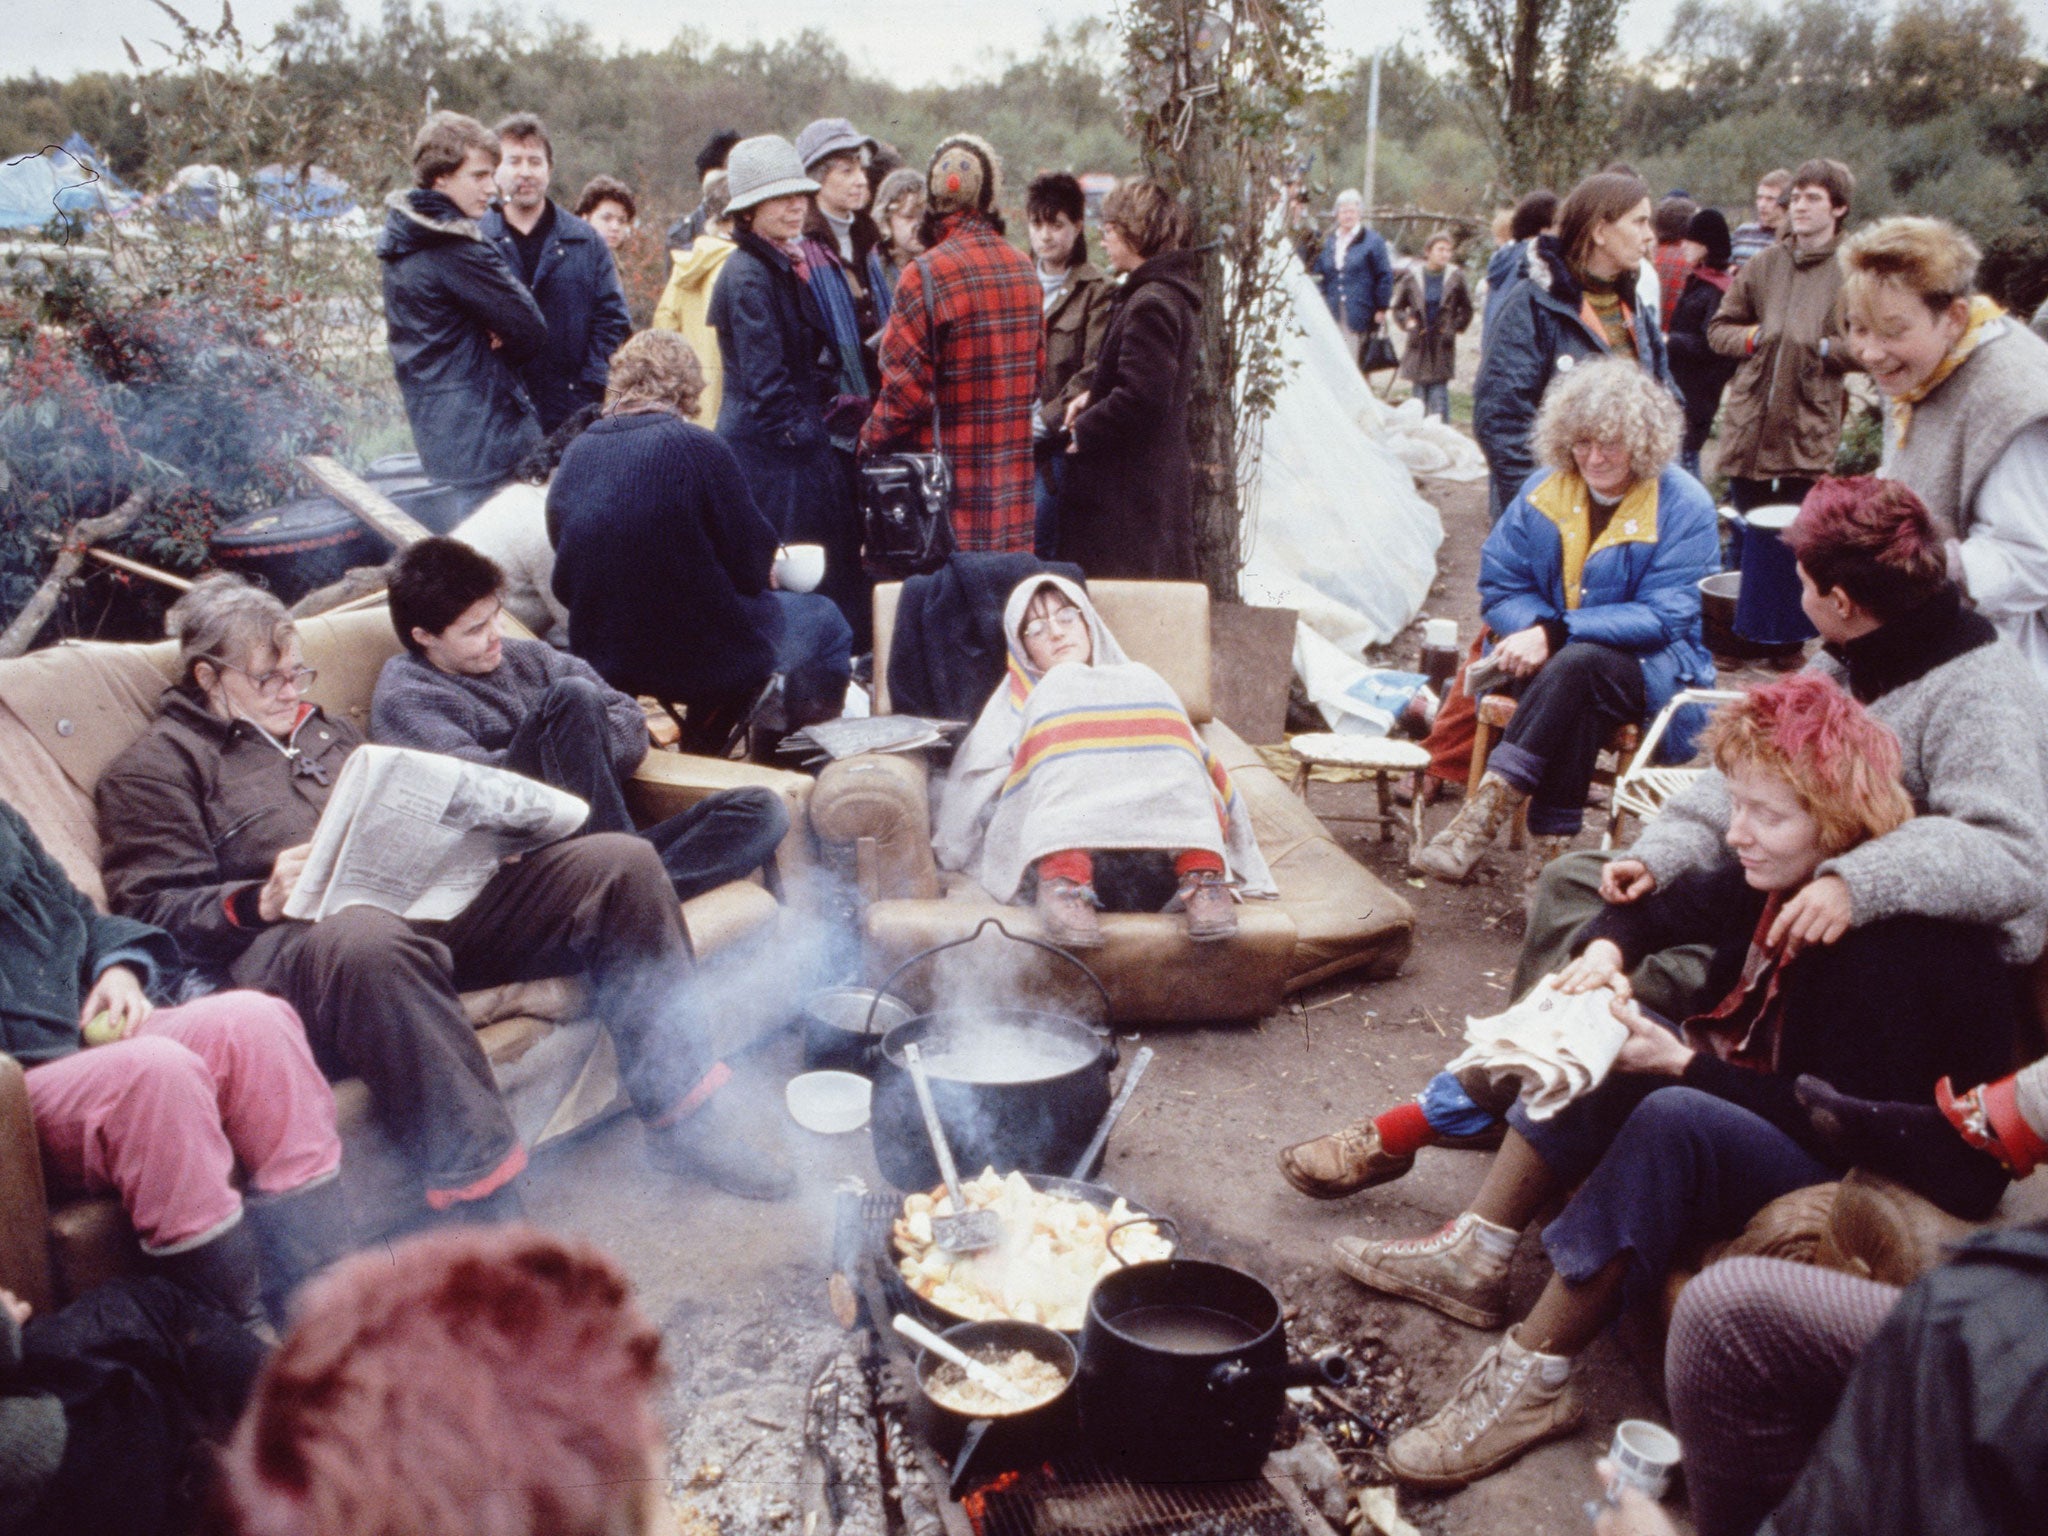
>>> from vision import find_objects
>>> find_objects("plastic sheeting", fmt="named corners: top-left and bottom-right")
top-left (1239, 239), bottom-right (1458, 651)
top-left (0, 142), bottom-right (127, 231)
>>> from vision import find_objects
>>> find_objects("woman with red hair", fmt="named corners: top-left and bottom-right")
top-left (1330, 675), bottom-right (2017, 1492)
top-left (216, 1225), bottom-right (667, 1536)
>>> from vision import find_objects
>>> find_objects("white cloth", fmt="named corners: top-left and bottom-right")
top-left (1955, 419), bottom-right (2048, 683)
top-left (932, 575), bottom-right (1275, 904)
top-left (452, 483), bottom-right (570, 646)
top-left (1443, 977), bottom-right (1630, 1121)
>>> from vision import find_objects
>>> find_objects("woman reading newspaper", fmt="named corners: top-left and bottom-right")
top-left (95, 576), bottom-right (795, 1216)
top-left (1318, 675), bottom-right (2015, 1492)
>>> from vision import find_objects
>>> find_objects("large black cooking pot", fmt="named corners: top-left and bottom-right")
top-left (867, 920), bottom-right (1116, 1192)
top-left (1078, 1244), bottom-right (1348, 1483)
top-left (911, 1319), bottom-right (1079, 1499)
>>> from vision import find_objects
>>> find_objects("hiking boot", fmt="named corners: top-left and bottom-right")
top-left (1176, 869), bottom-right (1239, 942)
top-left (648, 1087), bottom-right (796, 1201)
top-left (1330, 1211), bottom-right (1514, 1329)
top-left (1411, 774), bottom-right (1526, 883)
top-left (1523, 833), bottom-right (1575, 896)
top-left (1036, 875), bottom-right (1104, 950)
top-left (1384, 1332), bottom-right (1585, 1489)
top-left (1280, 1118), bottom-right (1506, 1199)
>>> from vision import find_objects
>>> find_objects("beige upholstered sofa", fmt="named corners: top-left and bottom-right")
top-left (806, 580), bottom-right (1415, 1022)
top-left (0, 604), bottom-right (812, 1311)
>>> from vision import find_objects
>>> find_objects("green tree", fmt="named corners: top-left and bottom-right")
top-left (1427, 0), bottom-right (1625, 193)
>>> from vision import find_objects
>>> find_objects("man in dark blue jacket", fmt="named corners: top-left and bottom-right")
top-left (482, 114), bottom-right (632, 435)
top-left (377, 112), bottom-right (549, 514)
top-left (1312, 189), bottom-right (1393, 356)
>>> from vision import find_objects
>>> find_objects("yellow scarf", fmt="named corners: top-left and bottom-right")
top-left (1892, 295), bottom-right (2005, 447)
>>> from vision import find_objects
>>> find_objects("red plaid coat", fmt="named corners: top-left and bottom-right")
top-left (858, 212), bottom-right (1043, 552)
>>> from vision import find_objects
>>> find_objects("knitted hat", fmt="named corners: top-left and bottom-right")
top-left (796, 117), bottom-right (872, 172)
top-left (1687, 207), bottom-right (1732, 270)
top-left (695, 129), bottom-right (741, 178)
top-left (723, 135), bottom-right (820, 213)
top-left (926, 134), bottom-right (1002, 217)
top-left (873, 166), bottom-right (925, 215)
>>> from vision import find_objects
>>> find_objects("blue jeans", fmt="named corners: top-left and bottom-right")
top-left (1034, 453), bottom-right (1064, 559)
top-left (760, 590), bottom-right (854, 726)
top-left (1418, 381), bottom-right (1450, 421)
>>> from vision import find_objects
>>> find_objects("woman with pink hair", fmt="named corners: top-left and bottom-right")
top-left (1327, 674), bottom-right (2018, 1491)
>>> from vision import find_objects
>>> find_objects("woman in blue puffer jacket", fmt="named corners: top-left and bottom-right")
top-left (1414, 358), bottom-right (1717, 882)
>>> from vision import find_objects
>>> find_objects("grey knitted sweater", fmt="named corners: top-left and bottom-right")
top-left (1633, 592), bottom-right (2048, 963)
top-left (370, 637), bottom-right (647, 775)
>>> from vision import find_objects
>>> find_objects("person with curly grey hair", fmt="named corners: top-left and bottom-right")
top-left (1411, 358), bottom-right (1718, 883)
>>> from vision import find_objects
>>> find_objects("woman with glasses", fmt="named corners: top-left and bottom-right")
top-left (933, 576), bottom-right (1275, 949)
top-left (1412, 357), bottom-right (1717, 884)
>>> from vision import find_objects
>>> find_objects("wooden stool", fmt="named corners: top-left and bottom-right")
top-left (1468, 695), bottom-right (1640, 851)
top-left (1284, 733), bottom-right (1433, 845)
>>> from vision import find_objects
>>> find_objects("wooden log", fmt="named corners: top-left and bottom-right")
top-left (290, 562), bottom-right (393, 618)
top-left (295, 454), bottom-right (437, 549)
top-left (0, 491), bottom-right (152, 658)
top-left (85, 546), bottom-right (195, 591)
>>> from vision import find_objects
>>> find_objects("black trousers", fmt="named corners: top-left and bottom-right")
top-left (1485, 641), bottom-right (1645, 835)
top-left (504, 676), bottom-right (789, 900)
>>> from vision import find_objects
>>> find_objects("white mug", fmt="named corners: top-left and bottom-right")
top-left (774, 543), bottom-right (826, 594)
top-left (1607, 1418), bottom-right (1681, 1501)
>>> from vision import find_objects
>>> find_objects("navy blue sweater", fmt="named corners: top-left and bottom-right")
top-left (547, 411), bottom-right (781, 707)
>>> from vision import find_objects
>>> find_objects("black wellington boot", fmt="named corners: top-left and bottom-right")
top-left (152, 1217), bottom-right (266, 1333)
top-left (245, 1174), bottom-right (357, 1328)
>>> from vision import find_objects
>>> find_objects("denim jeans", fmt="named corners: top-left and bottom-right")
top-left (1034, 453), bottom-right (1065, 560)
top-left (758, 590), bottom-right (854, 727)
top-left (505, 678), bottom-right (790, 900)
top-left (1484, 641), bottom-right (1646, 835)
top-left (1418, 381), bottom-right (1451, 421)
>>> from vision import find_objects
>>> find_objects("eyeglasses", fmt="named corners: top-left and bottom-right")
top-left (209, 658), bottom-right (316, 699)
top-left (1021, 608), bottom-right (1087, 644)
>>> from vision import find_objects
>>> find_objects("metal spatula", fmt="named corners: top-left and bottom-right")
top-left (903, 1042), bottom-right (1002, 1254)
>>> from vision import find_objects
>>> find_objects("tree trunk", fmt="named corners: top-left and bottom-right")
top-left (0, 491), bottom-right (154, 659)
top-left (1176, 80), bottom-right (1243, 603)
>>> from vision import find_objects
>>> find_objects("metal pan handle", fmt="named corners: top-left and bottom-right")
top-left (1105, 1213), bottom-right (1180, 1268)
top-left (861, 915), bottom-right (1114, 1038)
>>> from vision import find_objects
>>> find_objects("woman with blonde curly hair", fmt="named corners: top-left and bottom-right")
top-left (1411, 357), bottom-right (1718, 883)
top-left (1329, 674), bottom-right (2016, 1491)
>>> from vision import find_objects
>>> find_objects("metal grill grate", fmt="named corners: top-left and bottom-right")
top-left (966, 1458), bottom-right (1313, 1536)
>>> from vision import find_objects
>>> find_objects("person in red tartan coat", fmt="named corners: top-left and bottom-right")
top-left (858, 134), bottom-right (1043, 553)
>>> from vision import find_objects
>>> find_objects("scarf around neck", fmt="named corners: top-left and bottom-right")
top-left (1891, 295), bottom-right (2006, 447)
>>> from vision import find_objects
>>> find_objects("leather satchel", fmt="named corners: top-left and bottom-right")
top-left (860, 256), bottom-right (956, 577)
top-left (1358, 321), bottom-right (1401, 375)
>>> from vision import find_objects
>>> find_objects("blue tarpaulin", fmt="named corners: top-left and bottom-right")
top-left (0, 142), bottom-right (122, 231)
top-left (251, 163), bottom-right (357, 221)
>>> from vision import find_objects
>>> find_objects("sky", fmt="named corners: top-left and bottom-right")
top-left (13, 0), bottom-right (1701, 86)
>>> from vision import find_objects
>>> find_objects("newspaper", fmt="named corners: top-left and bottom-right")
top-left (282, 745), bottom-right (588, 924)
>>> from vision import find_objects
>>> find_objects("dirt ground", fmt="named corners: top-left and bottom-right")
top-left (512, 469), bottom-right (1688, 1536)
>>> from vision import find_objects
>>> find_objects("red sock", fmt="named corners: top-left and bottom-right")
top-left (1373, 1101), bottom-right (1435, 1159)
top-left (1039, 850), bottom-right (1093, 887)
top-left (1174, 849), bottom-right (1226, 878)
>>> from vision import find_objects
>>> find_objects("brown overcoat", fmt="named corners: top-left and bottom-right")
top-left (1391, 264), bottom-right (1473, 386)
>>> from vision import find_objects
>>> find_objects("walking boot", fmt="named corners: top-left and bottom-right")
top-left (1523, 833), bottom-right (1575, 896)
top-left (245, 1174), bottom-right (356, 1328)
top-left (1035, 876), bottom-right (1104, 950)
top-left (1175, 869), bottom-right (1239, 943)
top-left (1330, 1211), bottom-right (1515, 1328)
top-left (1280, 1117), bottom-right (1505, 1199)
top-left (648, 1084), bottom-right (796, 1201)
top-left (1384, 1331), bottom-right (1584, 1489)
top-left (1411, 774), bottom-right (1526, 883)
top-left (153, 1217), bottom-right (266, 1332)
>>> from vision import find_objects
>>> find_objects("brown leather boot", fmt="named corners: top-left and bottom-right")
top-left (1035, 875), bottom-right (1104, 950)
top-left (1176, 869), bottom-right (1238, 942)
top-left (1412, 773), bottom-right (1526, 883)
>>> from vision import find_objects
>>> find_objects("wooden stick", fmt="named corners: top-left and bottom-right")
top-left (85, 545), bottom-right (195, 591)
top-left (295, 454), bottom-right (437, 549)
top-left (0, 491), bottom-right (152, 658)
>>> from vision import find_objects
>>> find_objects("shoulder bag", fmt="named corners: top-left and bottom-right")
top-left (860, 257), bottom-right (956, 577)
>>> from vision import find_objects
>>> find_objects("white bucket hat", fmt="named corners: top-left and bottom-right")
top-left (724, 135), bottom-right (820, 213)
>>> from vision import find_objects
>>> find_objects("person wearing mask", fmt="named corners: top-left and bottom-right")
top-left (668, 127), bottom-right (740, 251)
top-left (1054, 177), bottom-right (1204, 581)
top-left (870, 166), bottom-right (926, 314)
top-left (651, 170), bottom-right (735, 426)
top-left (1390, 230), bottom-right (1474, 423)
top-left (1481, 189), bottom-right (1558, 350)
top-left (707, 136), bottom-right (867, 642)
top-left (1665, 208), bottom-right (1739, 480)
top-left (1312, 188), bottom-right (1393, 362)
top-left (1473, 170), bottom-right (1668, 522)
top-left (573, 175), bottom-right (636, 255)
top-left (375, 112), bottom-right (548, 519)
top-left (859, 134), bottom-right (1044, 555)
top-left (1729, 168), bottom-right (1792, 270)
top-left (1708, 158), bottom-right (1857, 513)
top-left (481, 114), bottom-right (633, 437)
top-left (1652, 195), bottom-right (1700, 331)
top-left (1026, 170), bottom-right (1112, 558)
top-left (1837, 216), bottom-right (2048, 680)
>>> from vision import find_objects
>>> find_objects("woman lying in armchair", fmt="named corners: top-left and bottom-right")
top-left (932, 575), bottom-right (1275, 950)
top-left (1328, 675), bottom-right (2016, 1491)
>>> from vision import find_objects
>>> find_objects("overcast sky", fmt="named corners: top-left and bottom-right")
top-left (15, 0), bottom-right (1706, 85)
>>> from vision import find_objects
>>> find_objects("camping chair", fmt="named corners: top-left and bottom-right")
top-left (1601, 688), bottom-right (1745, 849)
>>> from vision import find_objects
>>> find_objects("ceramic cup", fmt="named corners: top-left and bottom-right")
top-left (775, 543), bottom-right (827, 594)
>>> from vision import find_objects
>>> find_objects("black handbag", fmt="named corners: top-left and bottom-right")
top-left (860, 257), bottom-right (956, 577)
top-left (1358, 321), bottom-right (1400, 375)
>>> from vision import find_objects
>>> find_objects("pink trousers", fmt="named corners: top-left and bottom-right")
top-left (24, 990), bottom-right (342, 1254)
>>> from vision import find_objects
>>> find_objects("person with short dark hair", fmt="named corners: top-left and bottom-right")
top-left (1391, 230), bottom-right (1473, 422)
top-left (1481, 188), bottom-right (1559, 347)
top-left (573, 174), bottom-right (636, 253)
top-left (1652, 194), bottom-right (1700, 330)
top-left (1665, 207), bottom-right (1739, 479)
top-left (1709, 158), bottom-right (1858, 512)
top-left (372, 537), bottom-right (788, 904)
top-left (859, 134), bottom-right (1045, 554)
top-left (1054, 176), bottom-right (1203, 580)
top-left (377, 112), bottom-right (549, 515)
top-left (1025, 170), bottom-right (1112, 557)
top-left (1730, 167), bottom-right (1792, 269)
top-left (481, 113), bottom-right (632, 436)
top-left (668, 127), bottom-right (741, 250)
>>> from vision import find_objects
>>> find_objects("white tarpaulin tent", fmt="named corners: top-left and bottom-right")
top-left (1239, 238), bottom-right (1483, 653)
